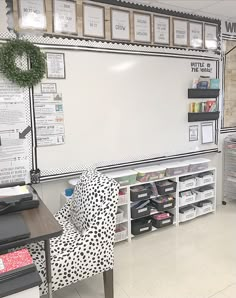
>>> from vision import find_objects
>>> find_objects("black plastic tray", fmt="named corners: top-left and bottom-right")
top-left (155, 181), bottom-right (177, 195)
top-left (188, 111), bottom-right (220, 122)
top-left (151, 198), bottom-right (176, 211)
top-left (131, 219), bottom-right (152, 235)
top-left (188, 89), bottom-right (220, 98)
top-left (152, 212), bottom-right (174, 229)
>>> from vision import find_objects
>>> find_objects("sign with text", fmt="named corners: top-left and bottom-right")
top-left (111, 9), bottom-right (130, 41)
top-left (190, 61), bottom-right (213, 73)
top-left (223, 20), bottom-right (236, 36)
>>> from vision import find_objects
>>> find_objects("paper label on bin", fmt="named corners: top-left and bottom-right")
top-left (175, 170), bottom-right (182, 174)
top-left (120, 180), bottom-right (129, 185)
top-left (203, 207), bottom-right (211, 213)
top-left (205, 191), bottom-right (214, 198)
top-left (0, 259), bottom-right (4, 271)
top-left (187, 213), bottom-right (194, 219)
top-left (138, 207), bottom-right (147, 213)
top-left (186, 182), bottom-right (194, 187)
top-left (162, 219), bottom-right (171, 224)
top-left (138, 193), bottom-right (148, 198)
top-left (140, 227), bottom-right (149, 232)
top-left (164, 203), bottom-right (172, 208)
top-left (186, 196), bottom-right (195, 202)
top-left (165, 187), bottom-right (174, 192)
top-left (203, 178), bottom-right (212, 184)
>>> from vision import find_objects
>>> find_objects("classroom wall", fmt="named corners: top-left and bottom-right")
top-left (0, 2), bottom-right (230, 214)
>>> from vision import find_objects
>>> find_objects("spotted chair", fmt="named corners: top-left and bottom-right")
top-left (29, 170), bottom-right (119, 298)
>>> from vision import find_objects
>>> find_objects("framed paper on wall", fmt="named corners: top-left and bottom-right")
top-left (41, 83), bottom-right (57, 94)
top-left (189, 21), bottom-right (203, 48)
top-left (83, 4), bottom-right (105, 39)
top-left (18, 0), bottom-right (47, 30)
top-left (153, 15), bottom-right (170, 45)
top-left (189, 125), bottom-right (199, 142)
top-left (53, 0), bottom-right (77, 35)
top-left (201, 122), bottom-right (214, 144)
top-left (46, 53), bottom-right (66, 79)
top-left (111, 9), bottom-right (130, 41)
top-left (133, 12), bottom-right (151, 43)
top-left (204, 23), bottom-right (218, 50)
top-left (173, 18), bottom-right (188, 47)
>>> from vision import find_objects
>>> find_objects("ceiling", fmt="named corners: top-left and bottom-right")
top-left (126, 0), bottom-right (236, 20)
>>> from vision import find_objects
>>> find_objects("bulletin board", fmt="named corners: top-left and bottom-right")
top-left (34, 47), bottom-right (219, 179)
top-left (0, 68), bottom-right (32, 184)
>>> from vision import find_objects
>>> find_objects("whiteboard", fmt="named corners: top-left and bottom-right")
top-left (35, 49), bottom-right (218, 177)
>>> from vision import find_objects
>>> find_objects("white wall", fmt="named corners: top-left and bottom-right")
top-left (0, 2), bottom-right (229, 214)
top-left (0, 0), bottom-right (7, 33)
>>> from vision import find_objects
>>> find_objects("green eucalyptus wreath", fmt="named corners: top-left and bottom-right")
top-left (0, 39), bottom-right (46, 87)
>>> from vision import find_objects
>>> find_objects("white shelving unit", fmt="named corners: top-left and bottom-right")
top-left (60, 167), bottom-right (216, 244)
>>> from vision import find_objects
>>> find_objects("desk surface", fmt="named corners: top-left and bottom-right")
top-left (0, 200), bottom-right (63, 252)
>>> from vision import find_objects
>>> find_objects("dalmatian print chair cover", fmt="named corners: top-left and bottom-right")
top-left (29, 170), bottom-right (119, 295)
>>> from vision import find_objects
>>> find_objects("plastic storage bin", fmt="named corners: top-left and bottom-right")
top-left (116, 208), bottom-right (124, 224)
top-left (196, 172), bottom-right (214, 186)
top-left (151, 212), bottom-right (174, 228)
top-left (195, 200), bottom-right (213, 217)
top-left (131, 218), bottom-right (152, 235)
top-left (179, 206), bottom-right (196, 222)
top-left (131, 201), bottom-right (151, 219)
top-left (106, 170), bottom-right (137, 187)
top-left (187, 158), bottom-right (210, 172)
top-left (164, 162), bottom-right (189, 176)
top-left (118, 189), bottom-right (128, 206)
top-left (130, 184), bottom-right (151, 202)
top-left (115, 224), bottom-right (128, 242)
top-left (179, 190), bottom-right (196, 207)
top-left (134, 165), bottom-right (166, 182)
top-left (155, 180), bottom-right (177, 195)
top-left (179, 175), bottom-right (196, 191)
top-left (151, 196), bottom-right (176, 211)
top-left (195, 186), bottom-right (215, 201)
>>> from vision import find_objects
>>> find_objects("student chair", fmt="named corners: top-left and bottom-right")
top-left (29, 170), bottom-right (119, 297)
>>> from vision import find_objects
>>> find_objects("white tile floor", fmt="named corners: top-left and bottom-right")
top-left (52, 201), bottom-right (236, 298)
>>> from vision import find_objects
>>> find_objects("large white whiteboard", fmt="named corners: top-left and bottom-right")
top-left (35, 49), bottom-right (218, 177)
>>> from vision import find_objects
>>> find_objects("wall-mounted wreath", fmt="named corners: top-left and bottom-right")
top-left (0, 39), bottom-right (46, 88)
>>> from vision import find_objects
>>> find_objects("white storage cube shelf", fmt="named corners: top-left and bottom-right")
top-left (63, 164), bottom-right (216, 244)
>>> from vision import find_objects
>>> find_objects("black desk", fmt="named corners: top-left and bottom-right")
top-left (0, 200), bottom-right (63, 298)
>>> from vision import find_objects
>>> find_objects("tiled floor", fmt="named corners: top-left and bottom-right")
top-left (52, 201), bottom-right (236, 298)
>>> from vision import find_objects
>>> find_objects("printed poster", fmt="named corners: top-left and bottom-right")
top-left (0, 73), bottom-right (29, 184)
top-left (34, 93), bottom-right (65, 147)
